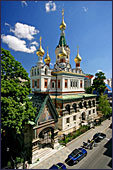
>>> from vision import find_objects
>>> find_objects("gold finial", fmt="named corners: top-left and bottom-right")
top-left (36, 36), bottom-right (45, 57)
top-left (74, 46), bottom-right (82, 63)
top-left (44, 46), bottom-right (51, 64)
top-left (39, 36), bottom-right (42, 47)
top-left (60, 9), bottom-right (66, 30)
top-left (77, 45), bottom-right (79, 53)
top-left (62, 9), bottom-right (64, 20)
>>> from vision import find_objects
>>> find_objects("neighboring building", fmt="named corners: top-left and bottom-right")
top-left (30, 9), bottom-right (97, 158)
top-left (84, 75), bottom-right (95, 88)
top-left (104, 78), bottom-right (112, 88)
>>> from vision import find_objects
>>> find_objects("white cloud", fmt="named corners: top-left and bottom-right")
top-left (1, 34), bottom-right (36, 53)
top-left (10, 22), bottom-right (39, 40)
top-left (21, 1), bottom-right (28, 7)
top-left (30, 41), bottom-right (39, 47)
top-left (45, 1), bottom-right (56, 12)
top-left (82, 7), bottom-right (88, 13)
top-left (97, 69), bottom-right (103, 73)
top-left (5, 22), bottom-right (11, 27)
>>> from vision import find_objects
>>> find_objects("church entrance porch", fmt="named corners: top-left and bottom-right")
top-left (39, 127), bottom-right (54, 149)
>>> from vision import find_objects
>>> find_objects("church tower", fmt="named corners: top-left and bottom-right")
top-left (55, 9), bottom-right (70, 66)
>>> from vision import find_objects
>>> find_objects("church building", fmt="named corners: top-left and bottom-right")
top-left (30, 9), bottom-right (97, 154)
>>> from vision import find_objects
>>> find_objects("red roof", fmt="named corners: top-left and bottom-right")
top-left (85, 75), bottom-right (94, 79)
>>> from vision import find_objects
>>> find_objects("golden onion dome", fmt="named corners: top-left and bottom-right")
top-left (36, 37), bottom-right (45, 57)
top-left (60, 9), bottom-right (66, 30)
top-left (44, 47), bottom-right (51, 63)
top-left (74, 47), bottom-right (82, 63)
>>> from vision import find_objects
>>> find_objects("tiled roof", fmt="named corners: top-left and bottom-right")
top-left (51, 93), bottom-right (97, 101)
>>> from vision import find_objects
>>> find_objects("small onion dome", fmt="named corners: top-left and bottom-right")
top-left (44, 47), bottom-right (51, 63)
top-left (60, 9), bottom-right (66, 30)
top-left (58, 46), bottom-right (67, 58)
top-left (74, 47), bottom-right (82, 63)
top-left (36, 37), bottom-right (45, 57)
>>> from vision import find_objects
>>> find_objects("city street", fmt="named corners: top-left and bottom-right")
top-left (66, 127), bottom-right (112, 169)
top-left (32, 118), bottom-right (112, 169)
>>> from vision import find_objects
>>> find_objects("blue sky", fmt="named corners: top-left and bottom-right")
top-left (1, 1), bottom-right (112, 78)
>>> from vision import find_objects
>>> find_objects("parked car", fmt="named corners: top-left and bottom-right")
top-left (93, 132), bottom-right (106, 143)
top-left (49, 163), bottom-right (67, 169)
top-left (65, 148), bottom-right (87, 165)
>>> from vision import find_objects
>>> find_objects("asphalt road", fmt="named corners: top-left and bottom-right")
top-left (66, 127), bottom-right (112, 169)
top-left (32, 119), bottom-right (112, 169)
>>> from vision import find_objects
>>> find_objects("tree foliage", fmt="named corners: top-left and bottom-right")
top-left (98, 94), bottom-right (112, 117)
top-left (92, 71), bottom-right (106, 95)
top-left (1, 48), bottom-right (36, 134)
top-left (85, 86), bottom-right (94, 94)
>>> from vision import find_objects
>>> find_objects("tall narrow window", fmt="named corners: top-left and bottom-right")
top-left (37, 79), bottom-right (39, 88)
top-left (37, 68), bottom-right (39, 75)
top-left (65, 79), bottom-right (68, 88)
top-left (70, 80), bottom-right (73, 87)
top-left (58, 80), bottom-right (60, 88)
top-left (34, 80), bottom-right (37, 87)
top-left (52, 81), bottom-right (55, 88)
top-left (45, 68), bottom-right (47, 75)
top-left (32, 80), bottom-right (34, 88)
top-left (66, 118), bottom-right (70, 124)
top-left (35, 68), bottom-right (36, 76)
top-left (44, 79), bottom-right (48, 88)
top-left (80, 80), bottom-right (82, 88)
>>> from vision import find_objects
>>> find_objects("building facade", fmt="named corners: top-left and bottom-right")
top-left (30, 10), bottom-right (97, 138)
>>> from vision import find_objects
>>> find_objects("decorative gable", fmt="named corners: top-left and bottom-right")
top-left (37, 105), bottom-right (54, 124)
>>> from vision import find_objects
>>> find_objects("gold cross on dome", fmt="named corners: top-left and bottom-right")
top-left (39, 36), bottom-right (42, 46)
top-left (62, 9), bottom-right (64, 19)
top-left (77, 45), bottom-right (79, 53)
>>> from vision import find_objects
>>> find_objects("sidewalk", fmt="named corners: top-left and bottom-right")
top-left (29, 118), bottom-right (112, 169)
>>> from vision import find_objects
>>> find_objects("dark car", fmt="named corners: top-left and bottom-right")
top-left (49, 163), bottom-right (66, 169)
top-left (93, 132), bottom-right (106, 143)
top-left (65, 148), bottom-right (87, 165)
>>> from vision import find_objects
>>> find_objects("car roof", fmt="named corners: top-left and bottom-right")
top-left (71, 149), bottom-right (80, 155)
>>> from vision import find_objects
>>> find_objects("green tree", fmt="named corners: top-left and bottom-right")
top-left (85, 86), bottom-right (94, 94)
top-left (1, 48), bottom-right (36, 167)
top-left (98, 94), bottom-right (112, 118)
top-left (92, 71), bottom-right (106, 95)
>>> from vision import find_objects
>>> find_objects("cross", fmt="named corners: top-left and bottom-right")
top-left (62, 9), bottom-right (64, 19)
top-left (40, 36), bottom-right (42, 46)
top-left (77, 45), bottom-right (79, 53)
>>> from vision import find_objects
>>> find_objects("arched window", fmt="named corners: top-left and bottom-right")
top-left (79, 102), bottom-right (83, 109)
top-left (37, 68), bottom-right (39, 75)
top-left (84, 101), bottom-right (87, 108)
top-left (45, 68), bottom-right (47, 75)
top-left (88, 101), bottom-right (91, 108)
top-left (65, 104), bottom-right (70, 114)
top-left (52, 81), bottom-right (55, 88)
top-left (82, 112), bottom-right (86, 120)
top-left (92, 100), bottom-right (95, 107)
top-left (35, 68), bottom-right (36, 76)
top-left (72, 103), bottom-right (77, 112)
